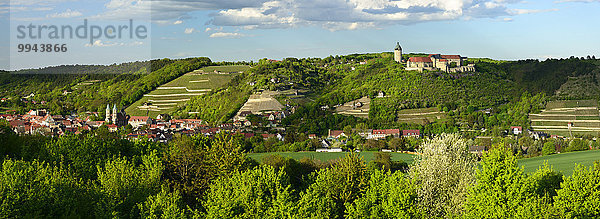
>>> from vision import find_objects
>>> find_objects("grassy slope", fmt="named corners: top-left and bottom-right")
top-left (518, 149), bottom-right (600, 176)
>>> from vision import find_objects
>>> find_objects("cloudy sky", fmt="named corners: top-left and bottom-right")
top-left (1, 0), bottom-right (600, 70)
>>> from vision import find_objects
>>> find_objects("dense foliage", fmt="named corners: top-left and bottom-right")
top-left (0, 57), bottom-right (211, 115)
top-left (2, 128), bottom-right (600, 218)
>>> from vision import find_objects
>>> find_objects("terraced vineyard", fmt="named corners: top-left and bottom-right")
top-left (335, 96), bottom-right (370, 118)
top-left (530, 100), bottom-right (600, 137)
top-left (397, 107), bottom-right (446, 125)
top-left (125, 65), bottom-right (248, 117)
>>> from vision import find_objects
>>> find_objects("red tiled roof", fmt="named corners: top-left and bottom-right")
top-left (441, 55), bottom-right (461, 59)
top-left (510, 126), bottom-right (522, 131)
top-left (329, 130), bottom-right (345, 137)
top-left (373, 129), bottom-right (400, 135)
top-left (129, 116), bottom-right (149, 122)
top-left (261, 133), bottom-right (276, 138)
top-left (402, 130), bottom-right (420, 136)
top-left (408, 57), bottom-right (432, 63)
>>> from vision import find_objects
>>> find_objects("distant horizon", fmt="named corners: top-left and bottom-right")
top-left (4, 51), bottom-right (594, 72)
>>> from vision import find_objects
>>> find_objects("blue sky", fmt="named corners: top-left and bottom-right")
top-left (1, 0), bottom-right (600, 70)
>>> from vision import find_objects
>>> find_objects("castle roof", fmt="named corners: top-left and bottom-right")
top-left (395, 42), bottom-right (402, 50)
top-left (408, 57), bottom-right (432, 63)
top-left (441, 55), bottom-right (462, 59)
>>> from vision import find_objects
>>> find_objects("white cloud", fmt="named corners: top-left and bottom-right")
top-left (47, 9), bottom-right (82, 18)
top-left (85, 40), bottom-right (144, 47)
top-left (209, 32), bottom-right (247, 38)
top-left (184, 28), bottom-right (195, 34)
top-left (173, 20), bottom-right (183, 24)
top-left (85, 40), bottom-right (117, 47)
top-left (93, 0), bottom-right (560, 30)
top-left (509, 8), bottom-right (559, 15)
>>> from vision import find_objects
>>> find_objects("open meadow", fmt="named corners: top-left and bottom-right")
top-left (518, 149), bottom-right (600, 176)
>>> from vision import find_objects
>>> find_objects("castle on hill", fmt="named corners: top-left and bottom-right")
top-left (393, 42), bottom-right (475, 73)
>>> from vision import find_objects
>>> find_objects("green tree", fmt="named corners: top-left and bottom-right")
top-left (409, 133), bottom-right (477, 217)
top-left (137, 186), bottom-right (187, 219)
top-left (296, 153), bottom-right (367, 218)
top-left (0, 159), bottom-right (95, 218)
top-left (554, 162), bottom-right (600, 218)
top-left (345, 169), bottom-right (421, 218)
top-left (0, 120), bottom-right (20, 158)
top-left (163, 134), bottom-right (249, 207)
top-left (542, 141), bottom-right (555, 156)
top-left (96, 152), bottom-right (163, 218)
top-left (465, 147), bottom-right (554, 218)
top-left (203, 166), bottom-right (294, 219)
top-left (565, 139), bottom-right (588, 152)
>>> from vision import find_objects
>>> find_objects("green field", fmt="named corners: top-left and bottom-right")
top-left (125, 72), bottom-right (239, 117)
top-left (519, 150), bottom-right (600, 176)
top-left (396, 107), bottom-right (446, 125)
top-left (249, 151), bottom-right (416, 164)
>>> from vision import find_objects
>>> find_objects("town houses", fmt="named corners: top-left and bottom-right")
top-left (327, 128), bottom-right (419, 140)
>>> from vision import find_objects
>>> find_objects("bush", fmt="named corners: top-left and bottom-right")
top-left (542, 142), bottom-right (555, 156)
top-left (565, 139), bottom-right (588, 152)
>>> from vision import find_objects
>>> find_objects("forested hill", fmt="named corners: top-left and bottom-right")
top-left (2, 53), bottom-right (598, 120)
top-left (179, 54), bottom-right (599, 126)
top-left (0, 57), bottom-right (211, 115)
top-left (476, 58), bottom-right (600, 97)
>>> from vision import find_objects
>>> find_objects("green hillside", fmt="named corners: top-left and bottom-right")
top-left (125, 71), bottom-right (241, 117)
top-left (0, 58), bottom-right (211, 115)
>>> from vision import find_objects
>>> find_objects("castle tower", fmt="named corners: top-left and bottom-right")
top-left (394, 42), bottom-right (403, 63)
top-left (105, 104), bottom-right (111, 122)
